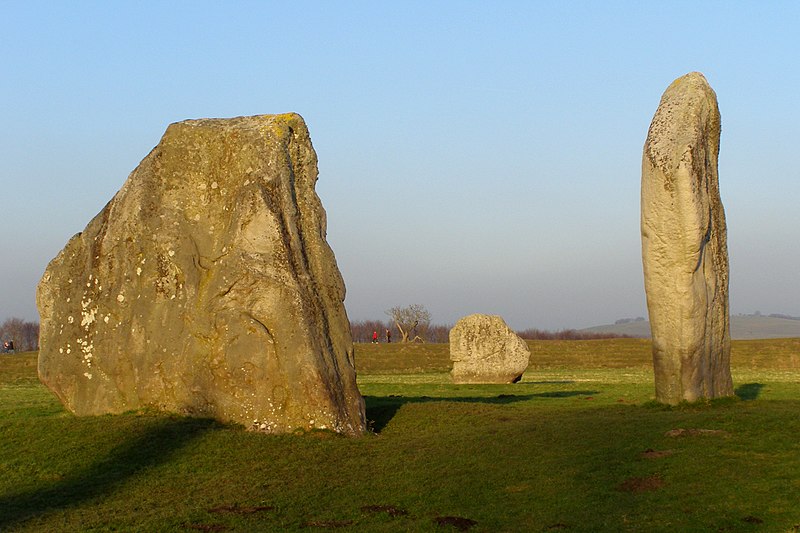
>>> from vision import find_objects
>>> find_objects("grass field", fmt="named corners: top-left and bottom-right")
top-left (1, 339), bottom-right (800, 532)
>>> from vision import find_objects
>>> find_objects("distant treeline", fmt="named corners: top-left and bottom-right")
top-left (614, 317), bottom-right (646, 325)
top-left (0, 318), bottom-right (39, 352)
top-left (0, 316), bottom-right (631, 351)
top-left (350, 320), bottom-right (450, 344)
top-left (765, 313), bottom-right (800, 321)
top-left (735, 312), bottom-right (800, 321)
top-left (350, 320), bottom-right (630, 343)
top-left (515, 328), bottom-right (632, 341)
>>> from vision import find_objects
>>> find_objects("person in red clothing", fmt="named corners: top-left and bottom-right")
top-left (372, 330), bottom-right (378, 344)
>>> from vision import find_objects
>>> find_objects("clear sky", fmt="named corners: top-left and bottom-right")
top-left (2, 1), bottom-right (798, 330)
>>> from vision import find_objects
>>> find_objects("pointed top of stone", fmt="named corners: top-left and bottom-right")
top-left (644, 72), bottom-right (720, 176)
top-left (36, 112), bottom-right (366, 435)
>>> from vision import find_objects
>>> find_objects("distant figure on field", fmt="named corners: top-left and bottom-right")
top-left (372, 330), bottom-right (378, 344)
top-left (386, 329), bottom-right (391, 343)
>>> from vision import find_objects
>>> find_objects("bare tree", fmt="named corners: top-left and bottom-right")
top-left (386, 304), bottom-right (431, 343)
top-left (20, 321), bottom-right (39, 350)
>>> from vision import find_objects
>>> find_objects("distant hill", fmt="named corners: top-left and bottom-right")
top-left (583, 314), bottom-right (800, 340)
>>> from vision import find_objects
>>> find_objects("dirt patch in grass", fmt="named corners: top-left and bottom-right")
top-left (641, 448), bottom-right (674, 459)
top-left (360, 504), bottom-right (409, 517)
top-left (617, 475), bottom-right (664, 493)
top-left (665, 428), bottom-right (729, 437)
top-left (741, 515), bottom-right (764, 524)
top-left (302, 519), bottom-right (354, 528)
top-left (208, 504), bottom-right (274, 514)
top-left (183, 524), bottom-right (229, 532)
top-left (434, 515), bottom-right (478, 530)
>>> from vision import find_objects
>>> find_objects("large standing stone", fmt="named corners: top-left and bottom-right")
top-left (641, 72), bottom-right (733, 404)
top-left (37, 114), bottom-right (366, 435)
top-left (450, 314), bottom-right (530, 384)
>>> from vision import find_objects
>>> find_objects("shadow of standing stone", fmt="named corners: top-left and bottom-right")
top-left (734, 383), bottom-right (764, 401)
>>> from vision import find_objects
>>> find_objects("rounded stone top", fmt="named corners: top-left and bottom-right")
top-left (456, 313), bottom-right (505, 324)
top-left (450, 313), bottom-right (520, 341)
top-left (644, 72), bottom-right (720, 175)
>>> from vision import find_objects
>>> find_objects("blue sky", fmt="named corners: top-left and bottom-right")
top-left (2, 1), bottom-right (798, 330)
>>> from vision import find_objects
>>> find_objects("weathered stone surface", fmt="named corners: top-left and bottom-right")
top-left (37, 113), bottom-right (366, 435)
top-left (449, 314), bottom-right (530, 384)
top-left (641, 72), bottom-right (733, 404)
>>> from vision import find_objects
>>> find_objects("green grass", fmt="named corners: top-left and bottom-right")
top-left (2, 340), bottom-right (800, 531)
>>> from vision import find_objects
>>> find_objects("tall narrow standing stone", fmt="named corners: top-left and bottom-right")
top-left (641, 72), bottom-right (733, 404)
top-left (37, 114), bottom-right (366, 435)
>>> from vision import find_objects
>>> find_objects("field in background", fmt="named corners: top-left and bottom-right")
top-left (2, 339), bottom-right (800, 532)
top-left (355, 337), bottom-right (800, 374)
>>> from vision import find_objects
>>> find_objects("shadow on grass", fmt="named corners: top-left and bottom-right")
top-left (0, 416), bottom-right (217, 530)
top-left (365, 391), bottom-right (599, 433)
top-left (735, 383), bottom-right (764, 401)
